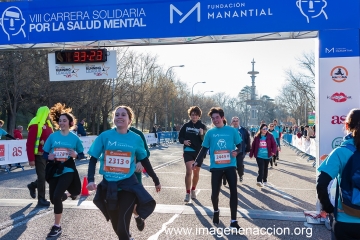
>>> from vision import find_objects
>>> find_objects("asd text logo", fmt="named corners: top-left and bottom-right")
top-left (331, 115), bottom-right (346, 124)
top-left (170, 2), bottom-right (200, 24)
top-left (327, 92), bottom-right (351, 103)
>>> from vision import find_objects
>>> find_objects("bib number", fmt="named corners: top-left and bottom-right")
top-left (104, 150), bottom-right (131, 173)
top-left (214, 150), bottom-right (230, 164)
top-left (53, 148), bottom-right (69, 161)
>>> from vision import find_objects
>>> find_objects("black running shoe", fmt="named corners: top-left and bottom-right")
top-left (27, 184), bottom-right (36, 199)
top-left (230, 220), bottom-right (242, 230)
top-left (135, 216), bottom-right (145, 231)
top-left (239, 176), bottom-right (243, 182)
top-left (213, 210), bottom-right (220, 224)
top-left (47, 225), bottom-right (62, 237)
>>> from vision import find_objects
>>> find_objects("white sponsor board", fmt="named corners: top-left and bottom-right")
top-left (0, 135), bottom-right (97, 165)
top-left (48, 50), bottom-right (117, 81)
top-left (144, 133), bottom-right (157, 145)
top-left (317, 57), bottom-right (360, 158)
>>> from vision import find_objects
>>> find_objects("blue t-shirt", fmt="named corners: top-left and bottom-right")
top-left (257, 136), bottom-right (270, 159)
top-left (0, 128), bottom-right (8, 137)
top-left (202, 126), bottom-right (241, 169)
top-left (43, 131), bottom-right (84, 177)
top-left (88, 128), bottom-right (147, 182)
top-left (318, 135), bottom-right (360, 223)
top-left (272, 126), bottom-right (280, 139)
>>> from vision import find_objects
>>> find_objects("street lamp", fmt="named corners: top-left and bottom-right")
top-left (192, 82), bottom-right (206, 106)
top-left (203, 90), bottom-right (214, 95)
top-left (165, 65), bottom-right (184, 131)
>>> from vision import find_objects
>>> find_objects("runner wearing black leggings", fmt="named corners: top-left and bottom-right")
top-left (193, 107), bottom-right (242, 230)
top-left (87, 106), bottom-right (161, 240)
top-left (43, 112), bottom-right (85, 237)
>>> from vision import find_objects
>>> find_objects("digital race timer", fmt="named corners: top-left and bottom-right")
top-left (55, 49), bottom-right (107, 64)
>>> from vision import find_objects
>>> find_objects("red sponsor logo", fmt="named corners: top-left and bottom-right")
top-left (327, 92), bottom-right (351, 102)
top-left (0, 145), bottom-right (4, 157)
top-left (331, 115), bottom-right (346, 124)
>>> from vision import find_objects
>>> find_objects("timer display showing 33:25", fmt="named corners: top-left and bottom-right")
top-left (55, 49), bottom-right (107, 64)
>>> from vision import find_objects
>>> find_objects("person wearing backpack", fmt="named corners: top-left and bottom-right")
top-left (317, 108), bottom-right (360, 240)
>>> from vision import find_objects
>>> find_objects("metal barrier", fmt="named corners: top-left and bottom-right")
top-left (156, 131), bottom-right (178, 146)
top-left (282, 134), bottom-right (316, 167)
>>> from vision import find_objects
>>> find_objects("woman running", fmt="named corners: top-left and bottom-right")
top-left (178, 106), bottom-right (207, 202)
top-left (249, 124), bottom-right (277, 187)
top-left (86, 105), bottom-right (161, 239)
top-left (193, 107), bottom-right (242, 230)
top-left (43, 111), bottom-right (85, 237)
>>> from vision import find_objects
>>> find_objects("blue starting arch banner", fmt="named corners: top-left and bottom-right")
top-left (0, 0), bottom-right (359, 45)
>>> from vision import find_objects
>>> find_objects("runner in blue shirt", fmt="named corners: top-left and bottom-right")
top-left (273, 119), bottom-right (282, 161)
top-left (0, 120), bottom-right (16, 140)
top-left (317, 108), bottom-right (360, 239)
top-left (43, 112), bottom-right (85, 237)
top-left (193, 107), bottom-right (242, 231)
top-left (86, 105), bottom-right (161, 240)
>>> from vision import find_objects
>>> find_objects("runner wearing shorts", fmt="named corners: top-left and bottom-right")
top-left (178, 106), bottom-right (207, 202)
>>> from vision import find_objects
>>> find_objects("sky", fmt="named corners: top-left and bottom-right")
top-left (129, 38), bottom-right (315, 100)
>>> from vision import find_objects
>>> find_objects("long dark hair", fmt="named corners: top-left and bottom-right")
top-left (255, 123), bottom-right (268, 138)
top-left (345, 109), bottom-right (360, 150)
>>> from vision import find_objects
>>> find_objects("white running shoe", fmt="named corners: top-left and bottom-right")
top-left (184, 193), bottom-right (190, 202)
top-left (257, 182), bottom-right (264, 187)
top-left (191, 190), bottom-right (197, 199)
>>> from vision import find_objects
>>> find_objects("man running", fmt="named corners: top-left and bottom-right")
top-left (193, 107), bottom-right (242, 230)
top-left (230, 117), bottom-right (250, 182)
top-left (178, 106), bottom-right (207, 202)
top-left (273, 119), bottom-right (282, 162)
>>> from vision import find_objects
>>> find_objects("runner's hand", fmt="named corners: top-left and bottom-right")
top-left (231, 150), bottom-right (238, 157)
top-left (155, 184), bottom-right (161, 192)
top-left (87, 182), bottom-right (97, 191)
top-left (135, 162), bottom-right (144, 172)
top-left (48, 153), bottom-right (55, 160)
top-left (29, 161), bottom-right (35, 167)
top-left (69, 149), bottom-right (77, 158)
top-left (199, 128), bottom-right (204, 135)
top-left (184, 140), bottom-right (191, 146)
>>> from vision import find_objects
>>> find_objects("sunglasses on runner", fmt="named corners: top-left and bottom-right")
top-left (262, 128), bottom-right (268, 131)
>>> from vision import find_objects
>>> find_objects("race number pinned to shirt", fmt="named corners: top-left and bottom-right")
top-left (53, 148), bottom-right (70, 161)
top-left (104, 150), bottom-right (131, 173)
top-left (259, 140), bottom-right (267, 148)
top-left (214, 150), bottom-right (230, 164)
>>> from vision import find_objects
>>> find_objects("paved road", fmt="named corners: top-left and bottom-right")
top-left (0, 142), bottom-right (330, 239)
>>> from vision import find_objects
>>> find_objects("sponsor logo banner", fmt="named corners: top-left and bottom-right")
top-left (0, 0), bottom-right (358, 45)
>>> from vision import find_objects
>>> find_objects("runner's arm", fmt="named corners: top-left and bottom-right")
top-left (316, 171), bottom-right (334, 213)
top-left (194, 146), bottom-right (209, 166)
top-left (87, 156), bottom-right (98, 183)
top-left (5, 134), bottom-right (16, 140)
top-left (178, 125), bottom-right (186, 144)
top-left (140, 157), bottom-right (160, 186)
top-left (234, 143), bottom-right (242, 154)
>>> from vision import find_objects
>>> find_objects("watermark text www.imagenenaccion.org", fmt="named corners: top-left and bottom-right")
top-left (165, 226), bottom-right (313, 238)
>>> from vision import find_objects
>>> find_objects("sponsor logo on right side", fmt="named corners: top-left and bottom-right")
top-left (332, 137), bottom-right (343, 149)
top-left (331, 66), bottom-right (348, 83)
top-left (327, 92), bottom-right (351, 103)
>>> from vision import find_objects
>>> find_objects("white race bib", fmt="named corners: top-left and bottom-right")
top-left (214, 150), bottom-right (230, 164)
top-left (104, 150), bottom-right (131, 173)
